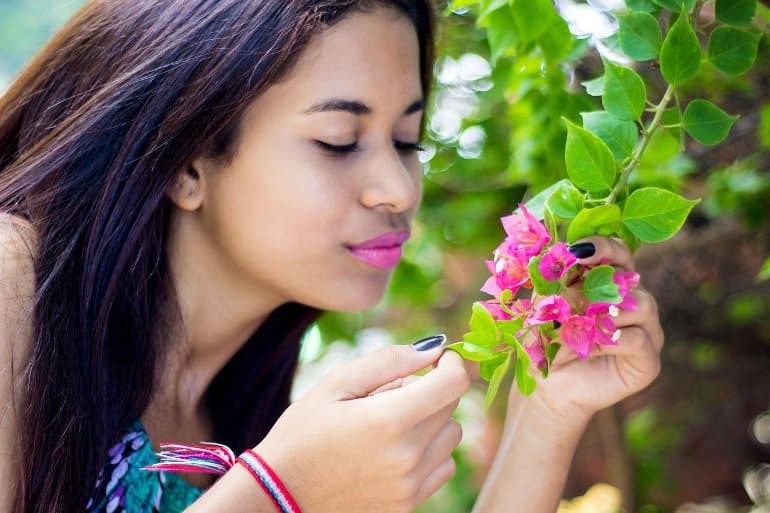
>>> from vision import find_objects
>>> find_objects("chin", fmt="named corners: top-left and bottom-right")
top-left (305, 279), bottom-right (390, 312)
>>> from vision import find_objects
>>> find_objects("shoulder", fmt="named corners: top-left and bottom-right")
top-left (0, 212), bottom-right (37, 367)
top-left (0, 214), bottom-right (37, 510)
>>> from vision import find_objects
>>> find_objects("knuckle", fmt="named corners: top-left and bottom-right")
top-left (624, 326), bottom-right (647, 350)
top-left (323, 367), bottom-right (346, 389)
top-left (635, 289), bottom-right (658, 315)
top-left (391, 446), bottom-right (421, 475)
top-left (393, 476), bottom-right (420, 502)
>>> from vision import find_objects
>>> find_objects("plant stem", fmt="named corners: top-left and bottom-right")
top-left (605, 83), bottom-right (675, 205)
top-left (604, 1), bottom-right (704, 206)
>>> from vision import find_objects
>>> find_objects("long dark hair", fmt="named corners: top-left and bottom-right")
top-left (0, 1), bottom-right (436, 511)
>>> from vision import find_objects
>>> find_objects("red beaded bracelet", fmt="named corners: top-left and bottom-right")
top-left (142, 442), bottom-right (302, 513)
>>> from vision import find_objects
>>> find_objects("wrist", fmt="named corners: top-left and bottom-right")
top-left (506, 391), bottom-right (592, 442)
top-left (252, 438), bottom-right (309, 513)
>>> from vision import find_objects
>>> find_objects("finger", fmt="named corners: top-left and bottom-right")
top-left (368, 374), bottom-right (421, 396)
top-left (589, 326), bottom-right (659, 364)
top-left (322, 344), bottom-right (443, 400)
top-left (613, 290), bottom-right (664, 352)
top-left (413, 419), bottom-right (462, 481)
top-left (371, 350), bottom-right (470, 425)
top-left (411, 400), bottom-right (460, 448)
top-left (570, 236), bottom-right (634, 272)
top-left (592, 326), bottom-right (661, 380)
top-left (414, 457), bottom-right (457, 506)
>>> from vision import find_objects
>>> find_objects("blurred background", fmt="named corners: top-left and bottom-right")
top-left (2, 0), bottom-right (768, 512)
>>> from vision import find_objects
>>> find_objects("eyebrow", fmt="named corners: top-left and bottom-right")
top-left (303, 98), bottom-right (425, 117)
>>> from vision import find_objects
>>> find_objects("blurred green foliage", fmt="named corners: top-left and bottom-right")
top-left (2, 1), bottom-right (769, 512)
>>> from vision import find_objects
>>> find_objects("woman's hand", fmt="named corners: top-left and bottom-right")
top-left (255, 344), bottom-right (470, 513)
top-left (513, 235), bottom-right (665, 428)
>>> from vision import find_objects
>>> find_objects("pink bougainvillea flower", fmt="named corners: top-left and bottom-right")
top-left (526, 295), bottom-right (571, 326)
top-left (481, 250), bottom-right (532, 298)
top-left (538, 242), bottom-right (578, 281)
top-left (585, 303), bottom-right (620, 346)
top-left (481, 300), bottom-right (511, 321)
top-left (500, 205), bottom-right (552, 257)
top-left (525, 334), bottom-right (547, 370)
top-left (480, 298), bottom-right (534, 322)
top-left (559, 314), bottom-right (597, 359)
top-left (613, 271), bottom-right (641, 310)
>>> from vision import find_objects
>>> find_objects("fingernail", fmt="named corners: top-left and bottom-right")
top-left (568, 242), bottom-right (596, 259)
top-left (411, 334), bottom-right (447, 351)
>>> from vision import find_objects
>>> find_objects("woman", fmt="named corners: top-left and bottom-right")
top-left (0, 1), bottom-right (663, 512)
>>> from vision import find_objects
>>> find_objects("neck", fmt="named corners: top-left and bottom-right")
top-left (154, 210), bottom-right (287, 421)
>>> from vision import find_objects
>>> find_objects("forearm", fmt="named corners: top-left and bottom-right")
top-left (471, 396), bottom-right (590, 513)
top-left (183, 464), bottom-right (276, 513)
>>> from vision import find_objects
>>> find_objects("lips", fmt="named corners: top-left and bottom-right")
top-left (347, 230), bottom-right (410, 269)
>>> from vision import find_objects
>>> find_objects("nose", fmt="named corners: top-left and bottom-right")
top-left (359, 146), bottom-right (422, 214)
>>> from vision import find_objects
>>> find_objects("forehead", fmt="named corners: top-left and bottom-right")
top-left (248, 7), bottom-right (423, 118)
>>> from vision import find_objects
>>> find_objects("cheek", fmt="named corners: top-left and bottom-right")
top-left (206, 152), bottom-right (352, 264)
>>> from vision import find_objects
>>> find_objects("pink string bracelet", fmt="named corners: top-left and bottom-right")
top-left (142, 443), bottom-right (302, 513)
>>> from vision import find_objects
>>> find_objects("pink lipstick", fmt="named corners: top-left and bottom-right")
top-left (347, 231), bottom-right (410, 269)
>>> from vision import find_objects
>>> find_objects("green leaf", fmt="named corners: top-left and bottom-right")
top-left (682, 99), bottom-right (739, 145)
top-left (582, 75), bottom-right (604, 97)
top-left (616, 221), bottom-right (643, 253)
top-left (602, 59), bottom-right (647, 121)
top-left (621, 187), bottom-right (700, 242)
top-left (486, 5), bottom-right (518, 64)
top-left (651, 0), bottom-right (695, 11)
top-left (660, 10), bottom-right (701, 84)
top-left (583, 265), bottom-right (623, 304)
top-left (485, 351), bottom-right (512, 409)
top-left (545, 180), bottom-right (585, 220)
top-left (538, 14), bottom-right (573, 64)
top-left (707, 26), bottom-right (762, 76)
top-left (528, 255), bottom-right (562, 296)
top-left (510, 0), bottom-right (556, 42)
top-left (618, 12), bottom-right (664, 61)
top-left (524, 179), bottom-right (572, 220)
top-left (480, 353), bottom-right (507, 381)
top-left (567, 204), bottom-right (622, 243)
top-left (543, 342), bottom-right (562, 378)
top-left (761, 103), bottom-right (770, 149)
top-left (478, 0), bottom-right (508, 20)
top-left (469, 301), bottom-right (500, 341)
top-left (446, 342), bottom-right (501, 362)
top-left (581, 111), bottom-right (639, 160)
top-left (715, 0), bottom-right (756, 26)
top-left (513, 339), bottom-right (536, 396)
top-left (497, 318), bottom-right (524, 338)
top-left (757, 257), bottom-right (770, 282)
top-left (563, 118), bottom-right (618, 193)
top-left (662, 106), bottom-right (684, 147)
top-left (625, 0), bottom-right (661, 14)
top-left (463, 330), bottom-right (499, 349)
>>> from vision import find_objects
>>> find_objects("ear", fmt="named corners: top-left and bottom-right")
top-left (167, 156), bottom-right (213, 211)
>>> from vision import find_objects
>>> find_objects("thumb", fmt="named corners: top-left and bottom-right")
top-left (322, 335), bottom-right (446, 401)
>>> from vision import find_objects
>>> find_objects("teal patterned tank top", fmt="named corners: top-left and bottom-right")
top-left (86, 421), bottom-right (204, 513)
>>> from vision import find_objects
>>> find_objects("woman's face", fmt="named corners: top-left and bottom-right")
top-left (193, 7), bottom-right (424, 312)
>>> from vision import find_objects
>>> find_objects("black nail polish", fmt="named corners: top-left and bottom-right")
top-left (568, 242), bottom-right (596, 259)
top-left (412, 334), bottom-right (447, 351)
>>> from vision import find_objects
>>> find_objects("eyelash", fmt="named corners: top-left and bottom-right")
top-left (314, 140), bottom-right (426, 157)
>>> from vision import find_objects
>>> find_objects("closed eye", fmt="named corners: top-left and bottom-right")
top-left (394, 141), bottom-right (426, 153)
top-left (313, 140), bottom-right (360, 157)
top-left (313, 140), bottom-right (425, 158)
